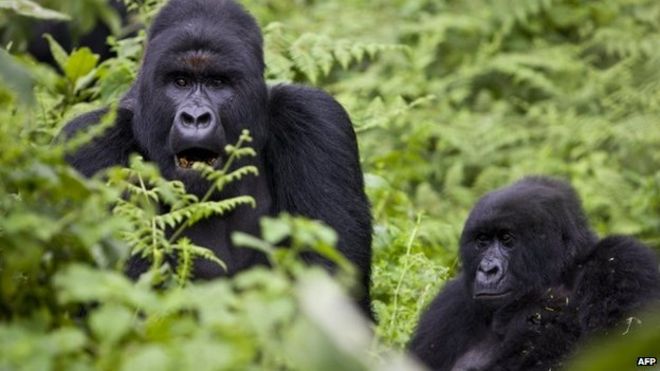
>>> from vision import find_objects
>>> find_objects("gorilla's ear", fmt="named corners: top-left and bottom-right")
top-left (554, 190), bottom-right (597, 262)
top-left (119, 97), bottom-right (136, 113)
top-left (118, 85), bottom-right (138, 114)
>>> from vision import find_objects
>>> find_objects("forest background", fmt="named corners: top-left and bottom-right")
top-left (0, 0), bottom-right (658, 370)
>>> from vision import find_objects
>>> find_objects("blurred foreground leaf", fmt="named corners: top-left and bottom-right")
top-left (0, 49), bottom-right (34, 104)
top-left (0, 0), bottom-right (70, 20)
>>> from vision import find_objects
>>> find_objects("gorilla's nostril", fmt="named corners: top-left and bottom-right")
top-left (197, 112), bottom-right (212, 126)
top-left (478, 260), bottom-right (500, 276)
top-left (179, 109), bottom-right (213, 127)
top-left (181, 112), bottom-right (195, 125)
top-left (486, 268), bottom-right (498, 276)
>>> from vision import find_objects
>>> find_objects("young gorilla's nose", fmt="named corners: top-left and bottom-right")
top-left (477, 258), bottom-right (502, 283)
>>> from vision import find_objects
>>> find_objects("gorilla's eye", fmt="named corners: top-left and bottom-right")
top-left (174, 77), bottom-right (190, 88)
top-left (207, 78), bottom-right (226, 88)
top-left (476, 234), bottom-right (490, 247)
top-left (500, 232), bottom-right (514, 245)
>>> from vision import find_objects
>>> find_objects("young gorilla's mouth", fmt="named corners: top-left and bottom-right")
top-left (473, 290), bottom-right (512, 300)
top-left (175, 148), bottom-right (221, 169)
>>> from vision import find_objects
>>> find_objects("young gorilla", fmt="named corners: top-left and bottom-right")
top-left (409, 177), bottom-right (660, 370)
top-left (62, 0), bottom-right (372, 316)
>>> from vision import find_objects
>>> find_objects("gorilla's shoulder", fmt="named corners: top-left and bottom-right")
top-left (583, 236), bottom-right (660, 288)
top-left (268, 84), bottom-right (353, 135)
top-left (61, 109), bottom-right (109, 137)
top-left (577, 236), bottom-right (660, 329)
top-left (61, 89), bottom-right (136, 139)
top-left (415, 276), bottom-right (476, 327)
top-left (60, 106), bottom-right (137, 177)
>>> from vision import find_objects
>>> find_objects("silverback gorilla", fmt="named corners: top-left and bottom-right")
top-left (409, 177), bottom-right (660, 370)
top-left (62, 0), bottom-right (372, 316)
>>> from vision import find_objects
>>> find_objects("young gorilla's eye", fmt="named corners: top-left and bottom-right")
top-left (476, 234), bottom-right (489, 247)
top-left (500, 232), bottom-right (514, 245)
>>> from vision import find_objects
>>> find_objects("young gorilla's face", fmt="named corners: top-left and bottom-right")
top-left (464, 223), bottom-right (516, 302)
top-left (459, 178), bottom-right (595, 305)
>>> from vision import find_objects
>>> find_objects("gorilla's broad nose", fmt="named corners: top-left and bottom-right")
top-left (178, 106), bottom-right (214, 127)
top-left (477, 258), bottom-right (503, 283)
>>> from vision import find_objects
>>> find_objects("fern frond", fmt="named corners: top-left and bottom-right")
top-left (225, 146), bottom-right (257, 159)
top-left (174, 237), bottom-right (194, 285)
top-left (590, 29), bottom-right (660, 58)
top-left (172, 238), bottom-right (227, 273)
top-left (491, 0), bottom-right (554, 29)
top-left (212, 166), bottom-right (260, 191)
top-left (160, 196), bottom-right (257, 232)
top-left (264, 23), bottom-right (404, 83)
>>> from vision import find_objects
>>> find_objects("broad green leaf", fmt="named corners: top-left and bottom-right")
top-left (42, 34), bottom-right (69, 71)
top-left (90, 304), bottom-right (134, 345)
top-left (261, 217), bottom-right (292, 244)
top-left (47, 328), bottom-right (87, 354)
top-left (0, 0), bottom-right (70, 20)
top-left (0, 49), bottom-right (34, 104)
top-left (64, 48), bottom-right (99, 84)
top-left (120, 346), bottom-right (170, 371)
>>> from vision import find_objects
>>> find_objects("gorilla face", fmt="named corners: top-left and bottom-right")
top-left (459, 177), bottom-right (597, 304)
top-left (465, 227), bottom-right (516, 301)
top-left (131, 0), bottom-right (268, 196)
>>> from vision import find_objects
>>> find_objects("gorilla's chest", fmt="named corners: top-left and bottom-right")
top-left (451, 334), bottom-right (497, 371)
top-left (179, 175), bottom-right (273, 278)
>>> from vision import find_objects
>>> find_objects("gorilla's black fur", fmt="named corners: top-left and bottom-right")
top-left (409, 177), bottom-right (660, 370)
top-left (62, 0), bottom-right (372, 316)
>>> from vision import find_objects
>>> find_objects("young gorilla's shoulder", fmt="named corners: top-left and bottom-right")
top-left (576, 235), bottom-right (660, 331)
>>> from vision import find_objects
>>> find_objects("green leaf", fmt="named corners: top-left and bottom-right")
top-left (232, 232), bottom-right (274, 255)
top-left (64, 48), bottom-right (100, 84)
top-left (47, 328), bottom-right (87, 354)
top-left (42, 34), bottom-right (69, 71)
top-left (90, 304), bottom-right (134, 345)
top-left (0, 49), bottom-right (34, 104)
top-left (120, 346), bottom-right (170, 371)
top-left (0, 0), bottom-right (70, 20)
top-left (261, 217), bottom-right (292, 244)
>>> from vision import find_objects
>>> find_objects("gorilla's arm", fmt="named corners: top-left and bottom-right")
top-left (267, 84), bottom-right (372, 310)
top-left (61, 107), bottom-right (137, 177)
top-left (576, 236), bottom-right (660, 332)
top-left (491, 236), bottom-right (660, 370)
top-left (409, 277), bottom-right (486, 370)
top-left (487, 289), bottom-right (582, 371)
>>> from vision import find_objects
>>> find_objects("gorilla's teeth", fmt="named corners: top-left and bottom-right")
top-left (176, 155), bottom-right (218, 169)
top-left (177, 157), bottom-right (191, 169)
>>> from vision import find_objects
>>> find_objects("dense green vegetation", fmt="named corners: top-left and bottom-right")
top-left (1, 0), bottom-right (659, 369)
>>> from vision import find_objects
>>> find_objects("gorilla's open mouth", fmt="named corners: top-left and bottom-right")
top-left (175, 148), bottom-right (221, 169)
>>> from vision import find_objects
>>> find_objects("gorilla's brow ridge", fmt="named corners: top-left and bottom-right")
top-left (178, 51), bottom-right (215, 73)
